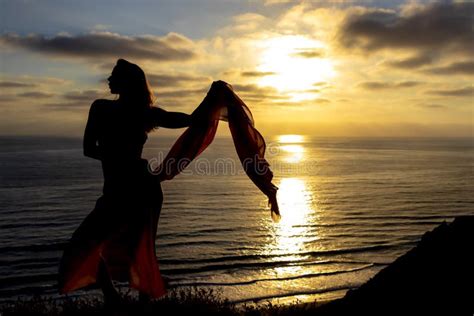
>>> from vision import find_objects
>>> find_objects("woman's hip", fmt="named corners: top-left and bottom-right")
top-left (102, 159), bottom-right (162, 196)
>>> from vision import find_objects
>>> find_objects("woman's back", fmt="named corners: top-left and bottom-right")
top-left (94, 99), bottom-right (148, 160)
top-left (92, 99), bottom-right (150, 195)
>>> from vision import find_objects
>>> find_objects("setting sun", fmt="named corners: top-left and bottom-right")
top-left (256, 35), bottom-right (335, 101)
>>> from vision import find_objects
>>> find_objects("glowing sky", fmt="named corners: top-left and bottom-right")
top-left (0, 0), bottom-right (472, 137)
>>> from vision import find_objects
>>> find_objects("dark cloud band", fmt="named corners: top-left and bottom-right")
top-left (386, 54), bottom-right (433, 69)
top-left (359, 81), bottom-right (422, 90)
top-left (0, 32), bottom-right (198, 62)
top-left (339, 2), bottom-right (474, 55)
top-left (424, 61), bottom-right (474, 76)
top-left (0, 81), bottom-right (37, 88)
top-left (147, 73), bottom-right (210, 88)
top-left (426, 87), bottom-right (473, 97)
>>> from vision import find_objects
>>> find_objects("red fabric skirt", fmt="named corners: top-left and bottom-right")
top-left (58, 159), bottom-right (166, 298)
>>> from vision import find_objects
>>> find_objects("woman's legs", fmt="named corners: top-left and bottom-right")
top-left (97, 257), bottom-right (121, 305)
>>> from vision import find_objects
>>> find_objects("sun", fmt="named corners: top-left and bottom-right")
top-left (256, 35), bottom-right (335, 101)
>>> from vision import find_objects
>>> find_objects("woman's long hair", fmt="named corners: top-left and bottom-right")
top-left (114, 59), bottom-right (156, 133)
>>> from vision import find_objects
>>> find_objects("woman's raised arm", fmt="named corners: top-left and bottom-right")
top-left (150, 107), bottom-right (192, 129)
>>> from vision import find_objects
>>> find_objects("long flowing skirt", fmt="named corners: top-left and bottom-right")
top-left (58, 159), bottom-right (166, 298)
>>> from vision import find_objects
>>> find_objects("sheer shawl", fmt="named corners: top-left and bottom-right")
top-left (154, 81), bottom-right (280, 221)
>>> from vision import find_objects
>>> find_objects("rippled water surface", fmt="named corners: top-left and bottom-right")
top-left (1, 135), bottom-right (473, 304)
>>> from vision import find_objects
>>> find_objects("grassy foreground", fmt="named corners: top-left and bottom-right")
top-left (0, 287), bottom-right (319, 316)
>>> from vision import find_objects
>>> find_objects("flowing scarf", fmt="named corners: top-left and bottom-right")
top-left (154, 81), bottom-right (280, 221)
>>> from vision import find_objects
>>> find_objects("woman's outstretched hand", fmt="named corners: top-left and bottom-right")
top-left (190, 81), bottom-right (228, 126)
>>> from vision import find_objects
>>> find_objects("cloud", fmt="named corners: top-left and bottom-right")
top-left (418, 103), bottom-right (446, 109)
top-left (232, 83), bottom-right (273, 93)
top-left (18, 91), bottom-right (55, 98)
top-left (0, 31), bottom-right (199, 62)
top-left (154, 87), bottom-right (208, 99)
top-left (359, 81), bottom-right (422, 90)
top-left (385, 54), bottom-right (433, 69)
top-left (304, 88), bottom-right (321, 94)
top-left (424, 61), bottom-right (474, 76)
top-left (0, 81), bottom-right (37, 88)
top-left (222, 69), bottom-right (276, 78)
top-left (425, 86), bottom-right (473, 97)
top-left (63, 90), bottom-right (106, 102)
top-left (91, 24), bottom-right (112, 31)
top-left (339, 2), bottom-right (474, 55)
top-left (312, 98), bottom-right (330, 104)
top-left (34, 91), bottom-right (106, 111)
top-left (270, 96), bottom-right (330, 108)
top-left (263, 0), bottom-right (348, 7)
top-left (231, 83), bottom-right (290, 104)
top-left (291, 48), bottom-right (325, 58)
top-left (263, 0), bottom-right (293, 6)
top-left (229, 13), bottom-right (269, 33)
top-left (313, 81), bottom-right (329, 87)
top-left (36, 90), bottom-right (108, 111)
top-left (396, 81), bottom-right (422, 88)
top-left (0, 95), bottom-right (17, 102)
top-left (240, 71), bottom-right (276, 77)
top-left (147, 73), bottom-right (210, 88)
top-left (42, 101), bottom-right (88, 111)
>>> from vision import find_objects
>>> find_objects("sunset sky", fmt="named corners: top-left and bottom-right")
top-left (0, 0), bottom-right (472, 137)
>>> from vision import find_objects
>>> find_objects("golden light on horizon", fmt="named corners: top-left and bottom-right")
top-left (278, 134), bottom-right (305, 143)
top-left (256, 35), bottom-right (335, 102)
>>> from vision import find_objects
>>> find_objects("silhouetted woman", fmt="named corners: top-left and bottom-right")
top-left (58, 59), bottom-right (191, 304)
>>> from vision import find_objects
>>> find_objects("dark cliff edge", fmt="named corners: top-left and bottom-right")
top-left (315, 216), bottom-right (474, 316)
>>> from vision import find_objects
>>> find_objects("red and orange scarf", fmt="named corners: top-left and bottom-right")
top-left (155, 81), bottom-right (280, 221)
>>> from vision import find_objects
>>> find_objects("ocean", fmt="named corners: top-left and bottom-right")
top-left (0, 135), bottom-right (473, 305)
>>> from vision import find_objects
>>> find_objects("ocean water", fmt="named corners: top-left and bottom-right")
top-left (0, 135), bottom-right (473, 304)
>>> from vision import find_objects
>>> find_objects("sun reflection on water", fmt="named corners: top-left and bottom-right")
top-left (253, 137), bottom-right (326, 300)
top-left (261, 136), bottom-right (318, 279)
top-left (278, 134), bottom-right (306, 163)
top-left (275, 178), bottom-right (314, 247)
top-left (263, 177), bottom-right (316, 265)
top-left (280, 145), bottom-right (304, 163)
top-left (270, 177), bottom-right (316, 278)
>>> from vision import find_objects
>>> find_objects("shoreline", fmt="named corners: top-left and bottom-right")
top-left (2, 216), bottom-right (472, 315)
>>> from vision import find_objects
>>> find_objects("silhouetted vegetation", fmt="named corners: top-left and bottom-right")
top-left (0, 287), bottom-right (318, 316)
